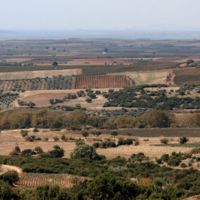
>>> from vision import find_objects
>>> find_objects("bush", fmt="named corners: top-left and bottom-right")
top-left (160, 138), bottom-right (169, 145)
top-left (129, 153), bottom-right (149, 163)
top-left (10, 146), bottom-right (21, 156)
top-left (21, 149), bottom-right (35, 157)
top-left (179, 137), bottom-right (189, 144)
top-left (118, 138), bottom-right (133, 146)
top-left (111, 131), bottom-right (118, 137)
top-left (85, 98), bottom-right (92, 103)
top-left (0, 180), bottom-right (18, 199)
top-left (92, 130), bottom-right (101, 137)
top-left (33, 128), bottom-right (39, 132)
top-left (87, 173), bottom-right (139, 200)
top-left (71, 144), bottom-right (104, 160)
top-left (143, 110), bottom-right (171, 128)
top-left (25, 135), bottom-right (36, 142)
top-left (0, 171), bottom-right (19, 185)
top-left (41, 145), bottom-right (64, 158)
top-left (35, 185), bottom-right (70, 200)
top-left (82, 131), bottom-right (89, 138)
top-left (53, 136), bottom-right (59, 142)
top-left (34, 146), bottom-right (43, 154)
top-left (20, 130), bottom-right (28, 137)
top-left (61, 135), bottom-right (67, 142)
top-left (93, 141), bottom-right (117, 149)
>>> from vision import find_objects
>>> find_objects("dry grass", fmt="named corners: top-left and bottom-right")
top-left (111, 69), bottom-right (172, 85)
top-left (0, 69), bottom-right (82, 80)
top-left (0, 130), bottom-right (199, 159)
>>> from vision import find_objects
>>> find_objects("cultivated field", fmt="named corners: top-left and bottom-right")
top-left (17, 173), bottom-right (87, 188)
top-left (75, 75), bottom-right (133, 89)
top-left (0, 76), bottom-right (74, 91)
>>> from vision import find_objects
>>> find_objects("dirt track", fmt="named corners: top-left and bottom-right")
top-left (0, 165), bottom-right (23, 175)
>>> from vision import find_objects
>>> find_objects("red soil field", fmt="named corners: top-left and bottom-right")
top-left (74, 75), bottom-right (133, 89)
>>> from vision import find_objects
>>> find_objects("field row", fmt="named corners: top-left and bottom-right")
top-left (0, 76), bottom-right (74, 91)
top-left (0, 75), bottom-right (133, 91)
top-left (0, 93), bottom-right (18, 109)
top-left (75, 75), bottom-right (134, 89)
top-left (17, 173), bottom-right (87, 188)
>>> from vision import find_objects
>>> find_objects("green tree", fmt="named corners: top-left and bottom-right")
top-left (144, 110), bottom-right (171, 128)
top-left (71, 144), bottom-right (104, 160)
top-left (87, 173), bottom-right (139, 200)
top-left (35, 185), bottom-right (70, 200)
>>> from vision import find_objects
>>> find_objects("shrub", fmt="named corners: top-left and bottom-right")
top-left (0, 171), bottom-right (19, 185)
top-left (85, 98), bottom-right (92, 103)
top-left (20, 130), bottom-right (28, 137)
top-left (21, 149), bottom-right (35, 157)
top-left (111, 131), bottom-right (118, 137)
top-left (35, 185), bottom-right (70, 200)
top-left (179, 136), bottom-right (189, 144)
top-left (53, 136), bottom-right (59, 142)
top-left (41, 145), bottom-right (64, 158)
top-left (118, 138), bottom-right (133, 146)
top-left (129, 153), bottom-right (149, 163)
top-left (61, 135), bottom-right (67, 142)
top-left (33, 128), bottom-right (39, 132)
top-left (143, 110), bottom-right (171, 128)
top-left (10, 146), bottom-right (21, 156)
top-left (160, 138), bottom-right (169, 145)
top-left (82, 131), bottom-right (89, 138)
top-left (34, 146), bottom-right (44, 154)
top-left (25, 135), bottom-right (36, 142)
top-left (180, 163), bottom-right (187, 168)
top-left (93, 139), bottom-right (118, 149)
top-left (92, 130), bottom-right (101, 137)
top-left (71, 144), bottom-right (104, 160)
top-left (87, 173), bottom-right (139, 200)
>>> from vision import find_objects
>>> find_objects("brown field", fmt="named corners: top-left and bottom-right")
top-left (0, 129), bottom-right (199, 159)
top-left (0, 69), bottom-right (82, 80)
top-left (75, 75), bottom-right (133, 89)
top-left (174, 68), bottom-right (200, 85)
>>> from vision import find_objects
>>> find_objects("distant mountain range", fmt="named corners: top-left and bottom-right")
top-left (0, 30), bottom-right (200, 40)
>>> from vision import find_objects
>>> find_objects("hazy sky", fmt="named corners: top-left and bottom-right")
top-left (1, 0), bottom-right (200, 31)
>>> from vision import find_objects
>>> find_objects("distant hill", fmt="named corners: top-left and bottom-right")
top-left (0, 30), bottom-right (200, 40)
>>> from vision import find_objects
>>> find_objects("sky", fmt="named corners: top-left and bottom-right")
top-left (0, 0), bottom-right (200, 31)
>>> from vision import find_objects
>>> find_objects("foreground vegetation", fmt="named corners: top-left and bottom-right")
top-left (0, 143), bottom-right (200, 199)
